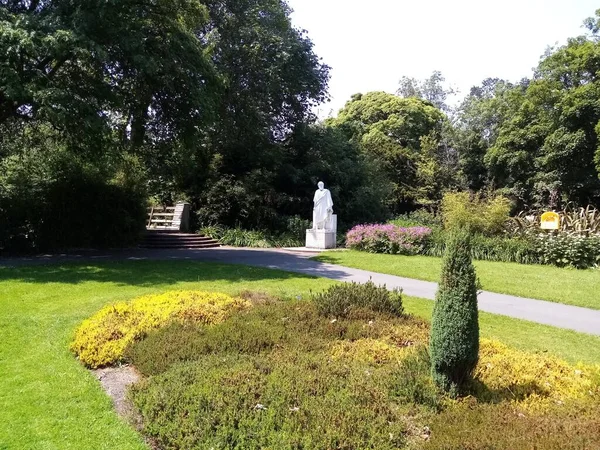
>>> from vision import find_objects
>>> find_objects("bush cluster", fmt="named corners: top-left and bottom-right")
top-left (123, 297), bottom-right (600, 449)
top-left (0, 162), bottom-right (146, 254)
top-left (533, 232), bottom-right (600, 269)
top-left (70, 291), bottom-right (250, 368)
top-left (199, 225), bottom-right (304, 248)
top-left (357, 203), bottom-right (600, 269)
top-left (312, 281), bottom-right (404, 318)
top-left (127, 299), bottom-right (429, 449)
top-left (389, 209), bottom-right (442, 228)
top-left (441, 191), bottom-right (512, 236)
top-left (425, 231), bottom-right (540, 265)
top-left (346, 224), bottom-right (432, 255)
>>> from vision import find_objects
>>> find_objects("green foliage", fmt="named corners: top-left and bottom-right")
top-left (397, 70), bottom-right (457, 113)
top-left (425, 232), bottom-right (540, 265)
top-left (1, 0), bottom-right (337, 250)
top-left (127, 300), bottom-right (420, 376)
top-left (390, 209), bottom-right (443, 228)
top-left (328, 91), bottom-right (452, 212)
top-left (126, 292), bottom-right (600, 450)
top-left (127, 300), bottom-right (432, 449)
top-left (423, 401), bottom-right (600, 450)
top-left (454, 16), bottom-right (600, 208)
top-left (194, 124), bottom-right (389, 232)
top-left (199, 225), bottom-right (303, 248)
top-left (389, 347), bottom-right (441, 411)
top-left (312, 280), bottom-right (404, 318)
top-left (430, 231), bottom-right (480, 393)
top-left (534, 232), bottom-right (600, 269)
top-left (441, 191), bottom-right (512, 235)
top-left (0, 143), bottom-right (146, 253)
top-left (131, 353), bottom-right (409, 450)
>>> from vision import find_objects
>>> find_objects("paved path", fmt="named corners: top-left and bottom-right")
top-left (1, 247), bottom-right (599, 336)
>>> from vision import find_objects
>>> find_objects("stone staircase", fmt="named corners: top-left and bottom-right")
top-left (140, 230), bottom-right (220, 249)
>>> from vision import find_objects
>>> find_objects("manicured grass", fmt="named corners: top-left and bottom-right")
top-left (0, 261), bottom-right (334, 450)
top-left (403, 297), bottom-right (600, 365)
top-left (314, 250), bottom-right (600, 309)
top-left (1, 260), bottom-right (599, 448)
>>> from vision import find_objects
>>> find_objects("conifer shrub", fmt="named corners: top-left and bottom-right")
top-left (430, 230), bottom-right (480, 393)
top-left (312, 280), bottom-right (403, 318)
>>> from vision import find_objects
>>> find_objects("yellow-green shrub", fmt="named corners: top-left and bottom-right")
top-left (71, 291), bottom-right (250, 368)
top-left (329, 338), bottom-right (407, 365)
top-left (475, 339), bottom-right (600, 411)
top-left (441, 192), bottom-right (511, 235)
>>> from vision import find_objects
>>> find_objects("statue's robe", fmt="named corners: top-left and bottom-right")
top-left (313, 188), bottom-right (333, 229)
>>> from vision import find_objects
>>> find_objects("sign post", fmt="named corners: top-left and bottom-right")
top-left (540, 212), bottom-right (560, 230)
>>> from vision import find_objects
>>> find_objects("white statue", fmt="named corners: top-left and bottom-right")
top-left (312, 181), bottom-right (334, 230)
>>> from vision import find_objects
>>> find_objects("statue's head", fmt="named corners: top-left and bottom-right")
top-left (317, 181), bottom-right (324, 190)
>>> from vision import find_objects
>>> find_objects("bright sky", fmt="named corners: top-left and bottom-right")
top-left (287, 0), bottom-right (599, 117)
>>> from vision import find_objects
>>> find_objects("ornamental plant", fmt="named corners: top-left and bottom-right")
top-left (534, 232), bottom-right (600, 269)
top-left (346, 224), bottom-right (431, 255)
top-left (71, 290), bottom-right (250, 368)
top-left (430, 230), bottom-right (480, 393)
top-left (312, 280), bottom-right (403, 318)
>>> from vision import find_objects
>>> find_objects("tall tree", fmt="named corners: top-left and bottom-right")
top-left (329, 91), bottom-right (451, 212)
top-left (398, 71), bottom-right (457, 113)
top-left (0, 0), bottom-right (219, 154)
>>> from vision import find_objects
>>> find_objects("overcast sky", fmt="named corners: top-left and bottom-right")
top-left (286, 0), bottom-right (599, 117)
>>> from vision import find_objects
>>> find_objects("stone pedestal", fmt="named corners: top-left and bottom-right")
top-left (306, 214), bottom-right (337, 249)
top-left (305, 229), bottom-right (336, 249)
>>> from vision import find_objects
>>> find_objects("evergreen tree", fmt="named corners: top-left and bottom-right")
top-left (430, 230), bottom-right (479, 393)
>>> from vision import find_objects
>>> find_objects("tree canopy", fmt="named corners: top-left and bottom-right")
top-left (329, 91), bottom-right (455, 212)
top-left (2, 3), bottom-right (600, 252)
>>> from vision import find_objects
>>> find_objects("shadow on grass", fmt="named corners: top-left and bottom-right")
top-left (0, 259), bottom-right (322, 287)
top-left (310, 254), bottom-right (343, 265)
top-left (0, 248), bottom-right (359, 287)
top-left (469, 378), bottom-right (549, 404)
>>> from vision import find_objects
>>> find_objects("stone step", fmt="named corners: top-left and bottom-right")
top-left (140, 232), bottom-right (220, 249)
top-left (142, 243), bottom-right (221, 249)
top-left (142, 235), bottom-right (216, 242)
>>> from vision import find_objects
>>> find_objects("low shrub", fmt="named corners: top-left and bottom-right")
top-left (390, 209), bottom-right (442, 228)
top-left (533, 232), bottom-right (600, 269)
top-left (426, 231), bottom-right (541, 265)
top-left (130, 352), bottom-right (410, 450)
top-left (70, 291), bottom-right (250, 368)
top-left (441, 191), bottom-right (511, 236)
top-left (389, 346), bottom-right (442, 411)
top-left (423, 400), bottom-right (600, 450)
top-left (128, 300), bottom-right (425, 376)
top-left (199, 225), bottom-right (303, 248)
top-left (346, 224), bottom-right (432, 255)
top-left (312, 280), bottom-right (404, 318)
top-left (474, 339), bottom-right (600, 412)
top-left (125, 298), bottom-right (600, 449)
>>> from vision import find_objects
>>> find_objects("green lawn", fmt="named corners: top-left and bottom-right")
top-left (314, 250), bottom-right (600, 309)
top-left (1, 260), bottom-right (600, 449)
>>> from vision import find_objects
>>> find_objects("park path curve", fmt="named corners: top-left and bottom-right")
top-left (1, 247), bottom-right (599, 336)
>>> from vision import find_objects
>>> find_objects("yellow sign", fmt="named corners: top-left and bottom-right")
top-left (540, 212), bottom-right (560, 230)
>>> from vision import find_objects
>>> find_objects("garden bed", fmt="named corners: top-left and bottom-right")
top-left (72, 289), bottom-right (600, 450)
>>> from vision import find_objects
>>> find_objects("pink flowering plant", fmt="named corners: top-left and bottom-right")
top-left (346, 224), bottom-right (432, 255)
